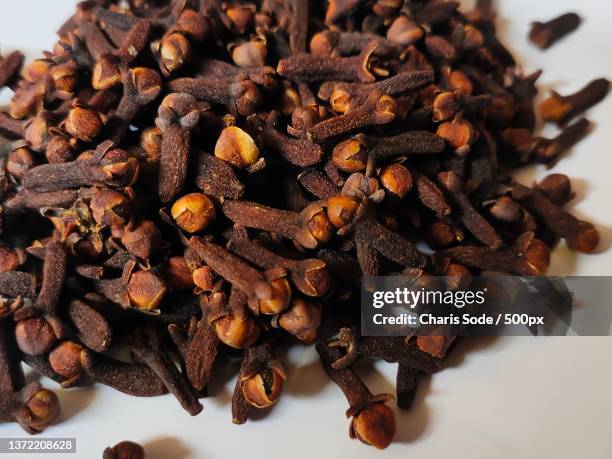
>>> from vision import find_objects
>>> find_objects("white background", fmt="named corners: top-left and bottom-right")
top-left (1, 1), bottom-right (612, 458)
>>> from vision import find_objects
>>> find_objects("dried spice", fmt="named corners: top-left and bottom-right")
top-left (529, 13), bottom-right (582, 50)
top-left (103, 441), bottom-right (145, 459)
top-left (0, 0), bottom-right (606, 450)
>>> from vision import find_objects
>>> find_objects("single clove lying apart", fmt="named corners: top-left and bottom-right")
top-left (539, 78), bottom-right (610, 126)
top-left (103, 441), bottom-right (145, 459)
top-left (529, 13), bottom-right (582, 50)
top-left (0, 51), bottom-right (24, 88)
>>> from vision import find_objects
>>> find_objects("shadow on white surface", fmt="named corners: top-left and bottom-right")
top-left (443, 336), bottom-right (500, 369)
top-left (394, 375), bottom-right (432, 444)
top-left (205, 354), bottom-right (241, 406)
top-left (56, 387), bottom-right (97, 423)
top-left (284, 354), bottom-right (329, 397)
top-left (144, 436), bottom-right (191, 459)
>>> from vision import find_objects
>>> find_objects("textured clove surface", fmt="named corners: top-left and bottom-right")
top-left (0, 0), bottom-right (606, 450)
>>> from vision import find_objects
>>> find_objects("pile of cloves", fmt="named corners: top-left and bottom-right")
top-left (0, 0), bottom-right (608, 451)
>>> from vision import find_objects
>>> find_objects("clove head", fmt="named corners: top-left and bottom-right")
top-left (24, 387), bottom-right (60, 433)
top-left (535, 174), bottom-right (574, 205)
top-left (177, 9), bottom-right (208, 41)
top-left (387, 15), bottom-right (423, 46)
top-left (192, 266), bottom-right (215, 293)
top-left (519, 233), bottom-right (551, 275)
top-left (379, 163), bottom-right (413, 199)
top-left (488, 196), bottom-right (523, 224)
top-left (92, 57), bottom-right (121, 90)
top-left (278, 298), bottom-right (322, 344)
top-left (302, 205), bottom-right (334, 247)
top-left (158, 32), bottom-right (191, 76)
top-left (332, 137), bottom-right (368, 173)
top-left (214, 314), bottom-right (260, 349)
top-left (230, 79), bottom-right (263, 117)
top-left (46, 135), bottom-right (76, 164)
top-left (64, 106), bottom-right (104, 142)
top-left (157, 93), bottom-right (200, 130)
top-left (327, 195), bottom-right (361, 229)
top-left (103, 441), bottom-right (145, 459)
top-left (127, 271), bottom-right (167, 311)
top-left (349, 403), bottom-right (396, 449)
top-left (90, 188), bottom-right (132, 228)
top-left (165, 256), bottom-right (195, 291)
top-left (566, 221), bottom-right (599, 254)
top-left (6, 147), bottom-right (34, 178)
top-left (241, 364), bottom-right (285, 408)
top-left (436, 118), bottom-right (476, 156)
top-left (99, 148), bottom-right (140, 188)
top-left (49, 341), bottom-right (85, 379)
top-left (0, 245), bottom-right (25, 272)
top-left (121, 220), bottom-right (163, 260)
top-left (131, 67), bottom-right (162, 105)
top-left (433, 92), bottom-right (459, 122)
top-left (292, 105), bottom-right (323, 131)
top-left (171, 193), bottom-right (216, 233)
top-left (214, 126), bottom-right (260, 168)
top-left (230, 36), bottom-right (267, 68)
top-left (15, 317), bottom-right (59, 355)
top-left (259, 277), bottom-right (292, 315)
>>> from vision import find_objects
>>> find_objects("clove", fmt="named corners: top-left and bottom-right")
top-left (316, 341), bottom-right (396, 449)
top-left (223, 200), bottom-right (333, 250)
top-left (511, 182), bottom-right (599, 253)
top-left (529, 13), bottom-right (582, 49)
top-left (156, 93), bottom-right (200, 202)
top-left (307, 91), bottom-right (396, 143)
top-left (539, 78), bottom-right (610, 126)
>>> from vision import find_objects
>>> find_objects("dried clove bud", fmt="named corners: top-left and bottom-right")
top-left (529, 13), bottom-right (582, 49)
top-left (214, 126), bottom-right (260, 169)
top-left (511, 182), bottom-right (599, 253)
top-left (171, 193), bottom-right (216, 233)
top-left (103, 441), bottom-right (145, 459)
top-left (539, 79), bottom-right (609, 126)
top-left (156, 93), bottom-right (201, 202)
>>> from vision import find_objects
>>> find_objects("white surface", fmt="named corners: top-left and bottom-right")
top-left (1, 1), bottom-right (612, 458)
